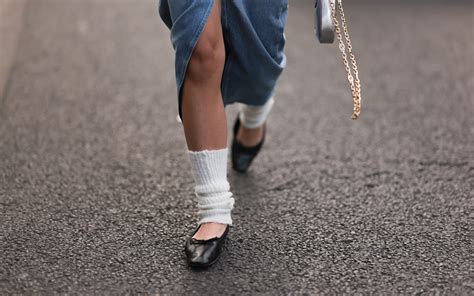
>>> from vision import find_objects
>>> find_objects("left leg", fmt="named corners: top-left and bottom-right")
top-left (236, 97), bottom-right (275, 147)
top-left (222, 0), bottom-right (289, 172)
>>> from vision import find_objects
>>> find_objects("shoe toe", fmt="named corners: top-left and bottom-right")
top-left (188, 254), bottom-right (214, 267)
top-left (232, 152), bottom-right (254, 173)
top-left (184, 226), bottom-right (229, 268)
top-left (187, 242), bottom-right (218, 266)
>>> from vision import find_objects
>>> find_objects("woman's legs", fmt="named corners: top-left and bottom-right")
top-left (181, 0), bottom-right (230, 240)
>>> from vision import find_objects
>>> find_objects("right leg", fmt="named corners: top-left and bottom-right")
top-left (181, 0), bottom-right (226, 152)
top-left (180, 0), bottom-right (232, 240)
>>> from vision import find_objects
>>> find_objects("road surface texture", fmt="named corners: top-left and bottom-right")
top-left (1, 0), bottom-right (472, 294)
top-left (0, 0), bottom-right (27, 99)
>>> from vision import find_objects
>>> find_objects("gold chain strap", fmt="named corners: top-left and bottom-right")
top-left (331, 0), bottom-right (362, 119)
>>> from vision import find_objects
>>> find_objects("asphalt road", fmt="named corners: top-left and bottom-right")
top-left (1, 0), bottom-right (473, 294)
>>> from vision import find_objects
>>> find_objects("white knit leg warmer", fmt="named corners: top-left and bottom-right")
top-left (238, 97), bottom-right (275, 129)
top-left (188, 148), bottom-right (234, 225)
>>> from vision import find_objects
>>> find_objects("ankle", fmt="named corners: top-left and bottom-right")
top-left (193, 222), bottom-right (228, 240)
top-left (238, 98), bottom-right (275, 129)
top-left (187, 149), bottom-right (234, 226)
top-left (236, 124), bottom-right (265, 147)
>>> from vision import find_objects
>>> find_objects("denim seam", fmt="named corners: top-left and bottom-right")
top-left (221, 0), bottom-right (232, 105)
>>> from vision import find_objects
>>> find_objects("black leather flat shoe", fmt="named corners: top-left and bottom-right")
top-left (184, 225), bottom-right (230, 268)
top-left (231, 116), bottom-right (266, 173)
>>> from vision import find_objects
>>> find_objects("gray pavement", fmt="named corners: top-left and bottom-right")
top-left (0, 0), bottom-right (473, 294)
top-left (0, 0), bottom-right (26, 100)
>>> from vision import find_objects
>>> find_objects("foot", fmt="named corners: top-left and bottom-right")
top-left (192, 222), bottom-right (228, 240)
top-left (231, 117), bottom-right (266, 173)
top-left (236, 123), bottom-right (265, 147)
top-left (185, 224), bottom-right (230, 268)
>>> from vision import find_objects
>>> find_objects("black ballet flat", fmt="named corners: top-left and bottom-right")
top-left (184, 225), bottom-right (230, 268)
top-left (231, 116), bottom-right (266, 173)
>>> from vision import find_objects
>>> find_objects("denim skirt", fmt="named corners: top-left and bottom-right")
top-left (158, 0), bottom-right (289, 118)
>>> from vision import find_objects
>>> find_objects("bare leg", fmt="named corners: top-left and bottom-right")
top-left (181, 0), bottom-right (228, 240)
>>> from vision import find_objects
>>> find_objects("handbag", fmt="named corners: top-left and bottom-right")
top-left (315, 0), bottom-right (335, 43)
top-left (315, 0), bottom-right (362, 119)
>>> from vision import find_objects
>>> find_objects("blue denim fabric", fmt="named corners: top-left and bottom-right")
top-left (159, 0), bottom-right (288, 117)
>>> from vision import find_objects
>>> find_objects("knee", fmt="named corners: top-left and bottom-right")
top-left (186, 34), bottom-right (225, 82)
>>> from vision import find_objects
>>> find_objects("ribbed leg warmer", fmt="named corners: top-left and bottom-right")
top-left (188, 148), bottom-right (235, 225)
top-left (238, 97), bottom-right (275, 129)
